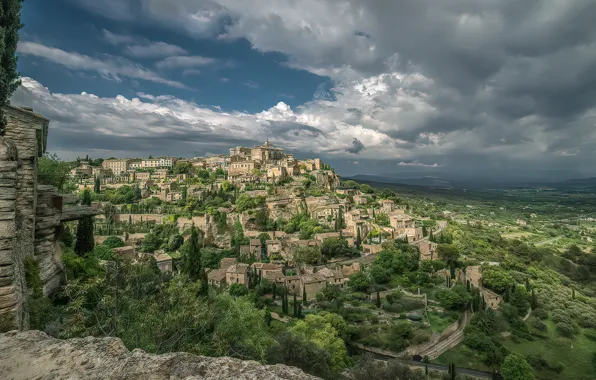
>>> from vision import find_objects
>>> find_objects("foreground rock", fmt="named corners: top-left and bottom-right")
top-left (0, 331), bottom-right (319, 380)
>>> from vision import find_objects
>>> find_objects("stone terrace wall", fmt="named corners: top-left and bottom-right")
top-left (0, 105), bottom-right (49, 331)
top-left (0, 138), bottom-right (18, 331)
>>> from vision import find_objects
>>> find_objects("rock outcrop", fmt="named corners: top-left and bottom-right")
top-left (0, 330), bottom-right (319, 380)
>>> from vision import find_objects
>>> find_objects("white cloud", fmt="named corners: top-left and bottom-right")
top-left (17, 41), bottom-right (189, 89)
top-left (244, 80), bottom-right (259, 89)
top-left (156, 55), bottom-right (218, 69)
top-left (126, 42), bottom-right (187, 58)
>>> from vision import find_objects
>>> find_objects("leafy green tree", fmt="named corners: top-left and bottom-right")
top-left (292, 245), bottom-right (323, 265)
top-left (437, 244), bottom-right (459, 264)
top-left (321, 237), bottom-right (356, 259)
top-left (0, 0), bottom-right (24, 135)
top-left (291, 314), bottom-right (349, 372)
top-left (436, 285), bottom-right (472, 311)
top-left (103, 236), bottom-right (125, 249)
top-left (37, 154), bottom-right (74, 191)
top-left (509, 285), bottom-right (529, 316)
top-left (349, 271), bottom-right (371, 292)
top-left (482, 266), bottom-right (515, 293)
top-left (501, 354), bottom-right (535, 380)
top-left (74, 190), bottom-right (94, 256)
top-left (266, 332), bottom-right (334, 378)
top-left (360, 184), bottom-right (374, 194)
top-left (167, 234), bottom-right (184, 252)
top-left (94, 177), bottom-right (101, 193)
top-left (229, 283), bottom-right (248, 297)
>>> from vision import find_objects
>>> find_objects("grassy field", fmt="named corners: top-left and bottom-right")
top-left (427, 311), bottom-right (458, 333)
top-left (434, 344), bottom-right (492, 372)
top-left (437, 320), bottom-right (596, 380)
top-left (501, 320), bottom-right (596, 380)
top-left (501, 231), bottom-right (535, 239)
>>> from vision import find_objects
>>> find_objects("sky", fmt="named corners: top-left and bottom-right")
top-left (10, 0), bottom-right (596, 178)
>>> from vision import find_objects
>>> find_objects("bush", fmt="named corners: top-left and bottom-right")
top-left (556, 322), bottom-right (574, 337)
top-left (530, 317), bottom-right (547, 332)
top-left (533, 308), bottom-right (548, 320)
top-left (584, 330), bottom-right (596, 342)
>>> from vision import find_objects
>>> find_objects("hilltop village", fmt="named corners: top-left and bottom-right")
top-left (67, 140), bottom-right (475, 301)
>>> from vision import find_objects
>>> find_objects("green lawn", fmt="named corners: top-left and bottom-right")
top-left (437, 320), bottom-right (596, 380)
top-left (434, 344), bottom-right (492, 372)
top-left (427, 311), bottom-right (458, 333)
top-left (502, 320), bottom-right (596, 380)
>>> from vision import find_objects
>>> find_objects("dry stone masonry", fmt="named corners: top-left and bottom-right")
top-left (0, 105), bottom-right (98, 331)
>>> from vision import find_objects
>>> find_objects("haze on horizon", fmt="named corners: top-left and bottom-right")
top-left (11, 0), bottom-right (596, 180)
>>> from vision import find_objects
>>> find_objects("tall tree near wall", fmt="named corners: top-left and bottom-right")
top-left (181, 224), bottom-right (209, 296)
top-left (74, 190), bottom-right (95, 256)
top-left (0, 0), bottom-right (24, 135)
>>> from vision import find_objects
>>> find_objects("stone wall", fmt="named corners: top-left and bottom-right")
top-left (0, 106), bottom-right (49, 331)
top-left (0, 138), bottom-right (18, 331)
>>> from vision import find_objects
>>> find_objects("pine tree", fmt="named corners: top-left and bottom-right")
top-left (74, 190), bottom-right (94, 256)
top-left (0, 0), bottom-right (24, 135)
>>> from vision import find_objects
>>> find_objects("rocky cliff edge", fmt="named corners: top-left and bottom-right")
top-left (0, 330), bottom-right (319, 380)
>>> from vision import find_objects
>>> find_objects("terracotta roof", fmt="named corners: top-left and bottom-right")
top-left (226, 263), bottom-right (249, 274)
top-left (207, 269), bottom-right (227, 282)
top-left (301, 273), bottom-right (327, 283)
top-left (155, 253), bottom-right (172, 262)
top-left (250, 239), bottom-right (262, 246)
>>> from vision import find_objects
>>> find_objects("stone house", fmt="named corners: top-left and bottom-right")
top-left (113, 246), bottom-right (137, 261)
top-left (405, 227), bottom-right (424, 242)
top-left (318, 267), bottom-right (346, 288)
top-left (251, 262), bottom-right (283, 277)
top-left (379, 199), bottom-right (395, 213)
top-left (465, 265), bottom-right (483, 288)
top-left (390, 214), bottom-right (415, 230)
top-left (250, 239), bottom-right (262, 257)
top-left (70, 164), bottom-right (93, 178)
top-left (301, 273), bottom-right (328, 299)
top-left (134, 171), bottom-right (152, 181)
top-left (341, 262), bottom-right (361, 277)
top-left (226, 264), bottom-right (249, 286)
top-left (285, 275), bottom-right (302, 294)
top-left (267, 166), bottom-right (288, 182)
top-left (216, 258), bottom-right (236, 271)
top-left (266, 240), bottom-right (282, 256)
top-left (353, 195), bottom-right (368, 205)
top-left (207, 268), bottom-right (227, 287)
top-left (482, 288), bottom-right (503, 309)
top-left (362, 244), bottom-right (383, 255)
top-left (229, 160), bottom-right (259, 178)
top-left (155, 253), bottom-right (173, 273)
top-left (154, 169), bottom-right (169, 180)
top-left (102, 159), bottom-right (131, 175)
top-left (414, 241), bottom-right (439, 260)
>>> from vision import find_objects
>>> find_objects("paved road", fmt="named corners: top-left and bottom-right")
top-left (366, 351), bottom-right (495, 379)
top-left (535, 235), bottom-right (564, 246)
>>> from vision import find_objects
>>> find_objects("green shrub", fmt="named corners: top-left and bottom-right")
top-left (584, 330), bottom-right (596, 342)
top-left (556, 322), bottom-right (574, 337)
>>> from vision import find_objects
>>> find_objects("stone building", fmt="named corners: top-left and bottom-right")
top-left (155, 253), bottom-right (173, 273)
top-left (0, 105), bottom-right (98, 331)
top-left (102, 159), bottom-right (131, 175)
top-left (226, 264), bottom-right (249, 286)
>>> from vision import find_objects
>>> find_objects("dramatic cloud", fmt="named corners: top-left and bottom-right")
top-left (41, 0), bottom-right (596, 175)
top-left (17, 41), bottom-right (189, 89)
top-left (346, 138), bottom-right (365, 154)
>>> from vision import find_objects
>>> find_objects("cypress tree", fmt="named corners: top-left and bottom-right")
top-left (272, 283), bottom-right (277, 301)
top-left (302, 285), bottom-right (307, 305)
top-left (356, 228), bottom-right (361, 249)
top-left (0, 0), bottom-right (24, 135)
top-left (525, 277), bottom-right (531, 292)
top-left (376, 291), bottom-right (381, 308)
top-left (572, 288), bottom-right (575, 299)
top-left (531, 289), bottom-right (538, 309)
top-left (94, 177), bottom-right (100, 193)
top-left (182, 224), bottom-right (208, 295)
top-left (298, 303), bottom-right (303, 318)
top-left (293, 293), bottom-right (298, 317)
top-left (74, 190), bottom-right (94, 256)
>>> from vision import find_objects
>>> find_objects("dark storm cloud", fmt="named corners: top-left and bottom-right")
top-left (345, 138), bottom-right (365, 154)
